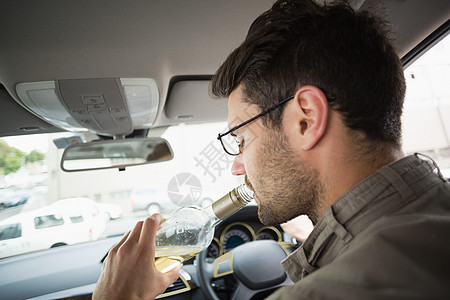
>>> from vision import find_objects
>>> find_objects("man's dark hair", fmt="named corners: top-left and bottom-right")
top-left (211, 0), bottom-right (406, 146)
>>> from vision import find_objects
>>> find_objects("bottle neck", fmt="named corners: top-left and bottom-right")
top-left (201, 184), bottom-right (253, 225)
top-left (210, 188), bottom-right (248, 220)
top-left (203, 204), bottom-right (222, 227)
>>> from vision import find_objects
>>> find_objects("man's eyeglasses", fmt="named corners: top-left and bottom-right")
top-left (217, 94), bottom-right (295, 156)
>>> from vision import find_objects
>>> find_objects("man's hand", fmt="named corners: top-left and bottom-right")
top-left (280, 214), bottom-right (314, 243)
top-left (93, 214), bottom-right (182, 300)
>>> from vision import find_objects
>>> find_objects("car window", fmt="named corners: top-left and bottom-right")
top-left (0, 121), bottom-right (242, 258)
top-left (0, 34), bottom-right (448, 258)
top-left (70, 215), bottom-right (84, 223)
top-left (34, 214), bottom-right (64, 229)
top-left (402, 33), bottom-right (450, 177)
top-left (0, 223), bottom-right (21, 240)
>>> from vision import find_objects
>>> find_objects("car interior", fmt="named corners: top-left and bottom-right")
top-left (0, 0), bottom-right (449, 299)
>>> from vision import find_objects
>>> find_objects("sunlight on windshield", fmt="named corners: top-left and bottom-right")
top-left (0, 34), bottom-right (449, 259)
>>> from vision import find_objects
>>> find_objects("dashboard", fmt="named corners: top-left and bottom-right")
top-left (205, 205), bottom-right (286, 259)
top-left (0, 205), bottom-right (292, 300)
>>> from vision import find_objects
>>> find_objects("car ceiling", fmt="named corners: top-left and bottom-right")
top-left (0, 0), bottom-right (449, 138)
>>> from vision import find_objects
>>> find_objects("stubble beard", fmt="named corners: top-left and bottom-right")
top-left (247, 129), bottom-right (323, 225)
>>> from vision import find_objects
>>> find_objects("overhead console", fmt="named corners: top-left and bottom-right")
top-left (16, 78), bottom-right (159, 138)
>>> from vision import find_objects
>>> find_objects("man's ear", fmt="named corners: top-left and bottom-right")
top-left (284, 85), bottom-right (329, 151)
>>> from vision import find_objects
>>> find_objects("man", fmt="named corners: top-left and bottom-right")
top-left (94, 0), bottom-right (450, 299)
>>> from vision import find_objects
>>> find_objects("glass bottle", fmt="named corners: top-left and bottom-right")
top-left (154, 184), bottom-right (253, 272)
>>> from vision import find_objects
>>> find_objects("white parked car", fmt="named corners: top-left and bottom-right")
top-left (53, 197), bottom-right (123, 221)
top-left (130, 187), bottom-right (179, 215)
top-left (0, 199), bottom-right (107, 258)
top-left (130, 187), bottom-right (216, 216)
top-left (97, 203), bottom-right (123, 220)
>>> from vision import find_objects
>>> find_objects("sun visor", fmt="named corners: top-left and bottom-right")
top-left (16, 78), bottom-right (159, 138)
top-left (164, 78), bottom-right (227, 123)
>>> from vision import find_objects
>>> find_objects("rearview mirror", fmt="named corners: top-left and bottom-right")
top-left (61, 137), bottom-right (173, 172)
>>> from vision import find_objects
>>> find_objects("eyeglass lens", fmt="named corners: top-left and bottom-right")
top-left (220, 133), bottom-right (240, 155)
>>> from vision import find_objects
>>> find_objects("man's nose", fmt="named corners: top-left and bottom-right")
top-left (231, 154), bottom-right (246, 176)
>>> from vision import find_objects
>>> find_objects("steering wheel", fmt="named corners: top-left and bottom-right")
top-left (196, 240), bottom-right (293, 300)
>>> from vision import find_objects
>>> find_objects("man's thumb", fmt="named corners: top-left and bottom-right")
top-left (163, 263), bottom-right (183, 286)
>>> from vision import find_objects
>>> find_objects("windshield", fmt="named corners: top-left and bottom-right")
top-left (0, 122), bottom-right (243, 258)
top-left (0, 34), bottom-right (449, 259)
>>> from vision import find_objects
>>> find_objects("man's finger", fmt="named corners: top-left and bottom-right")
top-left (110, 230), bottom-right (131, 254)
top-left (162, 263), bottom-right (183, 288)
top-left (126, 220), bottom-right (144, 244)
top-left (140, 214), bottom-right (163, 255)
